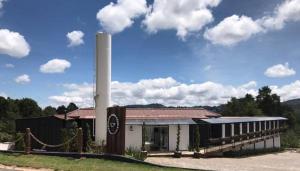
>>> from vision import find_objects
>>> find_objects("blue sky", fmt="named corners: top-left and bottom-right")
top-left (0, 0), bottom-right (299, 107)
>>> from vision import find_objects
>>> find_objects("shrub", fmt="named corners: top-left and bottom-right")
top-left (281, 129), bottom-right (299, 148)
top-left (141, 122), bottom-right (146, 151)
top-left (14, 132), bottom-right (25, 151)
top-left (195, 126), bottom-right (200, 152)
top-left (85, 123), bottom-right (93, 153)
top-left (126, 147), bottom-right (146, 161)
top-left (176, 124), bottom-right (181, 151)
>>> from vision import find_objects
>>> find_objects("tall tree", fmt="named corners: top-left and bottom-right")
top-left (43, 106), bottom-right (57, 116)
top-left (56, 105), bottom-right (67, 114)
top-left (222, 94), bottom-right (262, 116)
top-left (67, 102), bottom-right (78, 113)
top-left (17, 98), bottom-right (42, 118)
top-left (256, 86), bottom-right (281, 116)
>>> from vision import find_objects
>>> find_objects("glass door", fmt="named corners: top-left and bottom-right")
top-left (145, 126), bottom-right (169, 151)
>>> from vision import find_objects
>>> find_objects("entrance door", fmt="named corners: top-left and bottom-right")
top-left (145, 126), bottom-right (169, 151)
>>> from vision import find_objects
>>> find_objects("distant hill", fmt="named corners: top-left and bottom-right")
top-left (283, 98), bottom-right (300, 120)
top-left (125, 103), bottom-right (224, 113)
top-left (125, 103), bottom-right (166, 108)
top-left (283, 98), bottom-right (300, 112)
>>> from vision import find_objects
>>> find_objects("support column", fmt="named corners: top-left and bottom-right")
top-left (240, 123), bottom-right (242, 135)
top-left (222, 124), bottom-right (225, 144)
top-left (231, 124), bottom-right (234, 137)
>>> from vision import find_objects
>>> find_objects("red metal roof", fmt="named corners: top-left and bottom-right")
top-left (65, 107), bottom-right (221, 120)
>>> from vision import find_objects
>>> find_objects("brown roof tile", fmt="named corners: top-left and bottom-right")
top-left (66, 107), bottom-right (221, 120)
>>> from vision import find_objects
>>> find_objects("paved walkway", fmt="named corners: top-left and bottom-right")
top-left (146, 150), bottom-right (300, 171)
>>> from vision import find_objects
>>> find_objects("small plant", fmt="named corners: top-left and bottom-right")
top-left (176, 124), bottom-right (181, 152)
top-left (60, 128), bottom-right (70, 152)
top-left (193, 125), bottom-right (201, 158)
top-left (85, 123), bottom-right (93, 152)
top-left (195, 125), bottom-right (200, 152)
top-left (14, 132), bottom-right (25, 151)
top-left (141, 122), bottom-right (146, 151)
top-left (174, 124), bottom-right (182, 158)
top-left (126, 147), bottom-right (147, 161)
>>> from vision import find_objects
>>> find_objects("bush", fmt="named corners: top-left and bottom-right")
top-left (195, 126), bottom-right (200, 152)
top-left (14, 132), bottom-right (25, 151)
top-left (125, 147), bottom-right (147, 161)
top-left (281, 130), bottom-right (299, 148)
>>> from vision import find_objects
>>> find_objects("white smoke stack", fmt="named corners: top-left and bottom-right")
top-left (95, 32), bottom-right (111, 144)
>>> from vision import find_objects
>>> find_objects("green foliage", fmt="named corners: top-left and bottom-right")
top-left (60, 121), bottom-right (78, 152)
top-left (67, 103), bottom-right (78, 113)
top-left (56, 105), bottom-right (67, 114)
top-left (43, 106), bottom-right (56, 116)
top-left (85, 123), bottom-right (93, 153)
top-left (281, 129), bottom-right (300, 148)
top-left (17, 98), bottom-right (42, 118)
top-left (125, 147), bottom-right (147, 161)
top-left (222, 94), bottom-right (263, 116)
top-left (195, 126), bottom-right (200, 152)
top-left (14, 132), bottom-right (25, 151)
top-left (176, 124), bottom-right (181, 151)
top-left (256, 86), bottom-right (281, 116)
top-left (141, 122), bottom-right (146, 151)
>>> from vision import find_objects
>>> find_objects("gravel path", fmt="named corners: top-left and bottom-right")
top-left (146, 150), bottom-right (300, 171)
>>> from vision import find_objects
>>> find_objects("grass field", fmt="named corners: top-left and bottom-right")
top-left (0, 153), bottom-right (187, 171)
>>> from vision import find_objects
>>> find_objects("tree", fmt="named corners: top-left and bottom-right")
top-left (56, 105), bottom-right (67, 114)
top-left (222, 94), bottom-right (262, 116)
top-left (67, 102), bottom-right (78, 113)
top-left (43, 106), bottom-right (57, 116)
top-left (17, 98), bottom-right (42, 118)
top-left (256, 86), bottom-right (281, 116)
top-left (0, 96), bottom-right (8, 119)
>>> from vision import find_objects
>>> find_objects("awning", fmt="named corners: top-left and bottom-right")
top-left (126, 119), bottom-right (196, 125)
top-left (200, 116), bottom-right (287, 124)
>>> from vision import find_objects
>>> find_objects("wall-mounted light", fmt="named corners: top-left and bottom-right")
top-left (130, 125), bottom-right (133, 131)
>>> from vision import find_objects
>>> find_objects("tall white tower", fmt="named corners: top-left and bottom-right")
top-left (95, 32), bottom-right (111, 144)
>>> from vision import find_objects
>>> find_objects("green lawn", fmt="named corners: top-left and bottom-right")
top-left (0, 153), bottom-right (187, 171)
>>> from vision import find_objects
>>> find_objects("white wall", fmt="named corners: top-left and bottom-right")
top-left (274, 136), bottom-right (281, 148)
top-left (241, 136), bottom-right (281, 150)
top-left (169, 125), bottom-right (189, 151)
top-left (125, 125), bottom-right (142, 150)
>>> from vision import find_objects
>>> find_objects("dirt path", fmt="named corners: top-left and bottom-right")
top-left (0, 164), bottom-right (52, 171)
top-left (146, 150), bottom-right (300, 171)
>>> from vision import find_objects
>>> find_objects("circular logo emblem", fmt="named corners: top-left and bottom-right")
top-left (107, 113), bottom-right (120, 135)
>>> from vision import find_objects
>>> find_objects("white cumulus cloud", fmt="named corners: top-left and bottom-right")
top-left (264, 62), bottom-right (296, 78)
top-left (271, 80), bottom-right (300, 101)
top-left (66, 30), bottom-right (84, 47)
top-left (15, 74), bottom-right (30, 84)
top-left (0, 29), bottom-right (30, 58)
top-left (258, 0), bottom-right (300, 30)
top-left (48, 77), bottom-right (258, 107)
top-left (4, 63), bottom-right (14, 68)
top-left (204, 15), bottom-right (262, 46)
top-left (0, 0), bottom-right (6, 9)
top-left (40, 59), bottom-right (71, 74)
top-left (205, 0), bottom-right (300, 46)
top-left (97, 0), bottom-right (148, 34)
top-left (143, 0), bottom-right (221, 39)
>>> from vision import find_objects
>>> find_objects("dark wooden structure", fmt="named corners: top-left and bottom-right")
top-left (106, 106), bottom-right (126, 155)
top-left (15, 115), bottom-right (94, 151)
